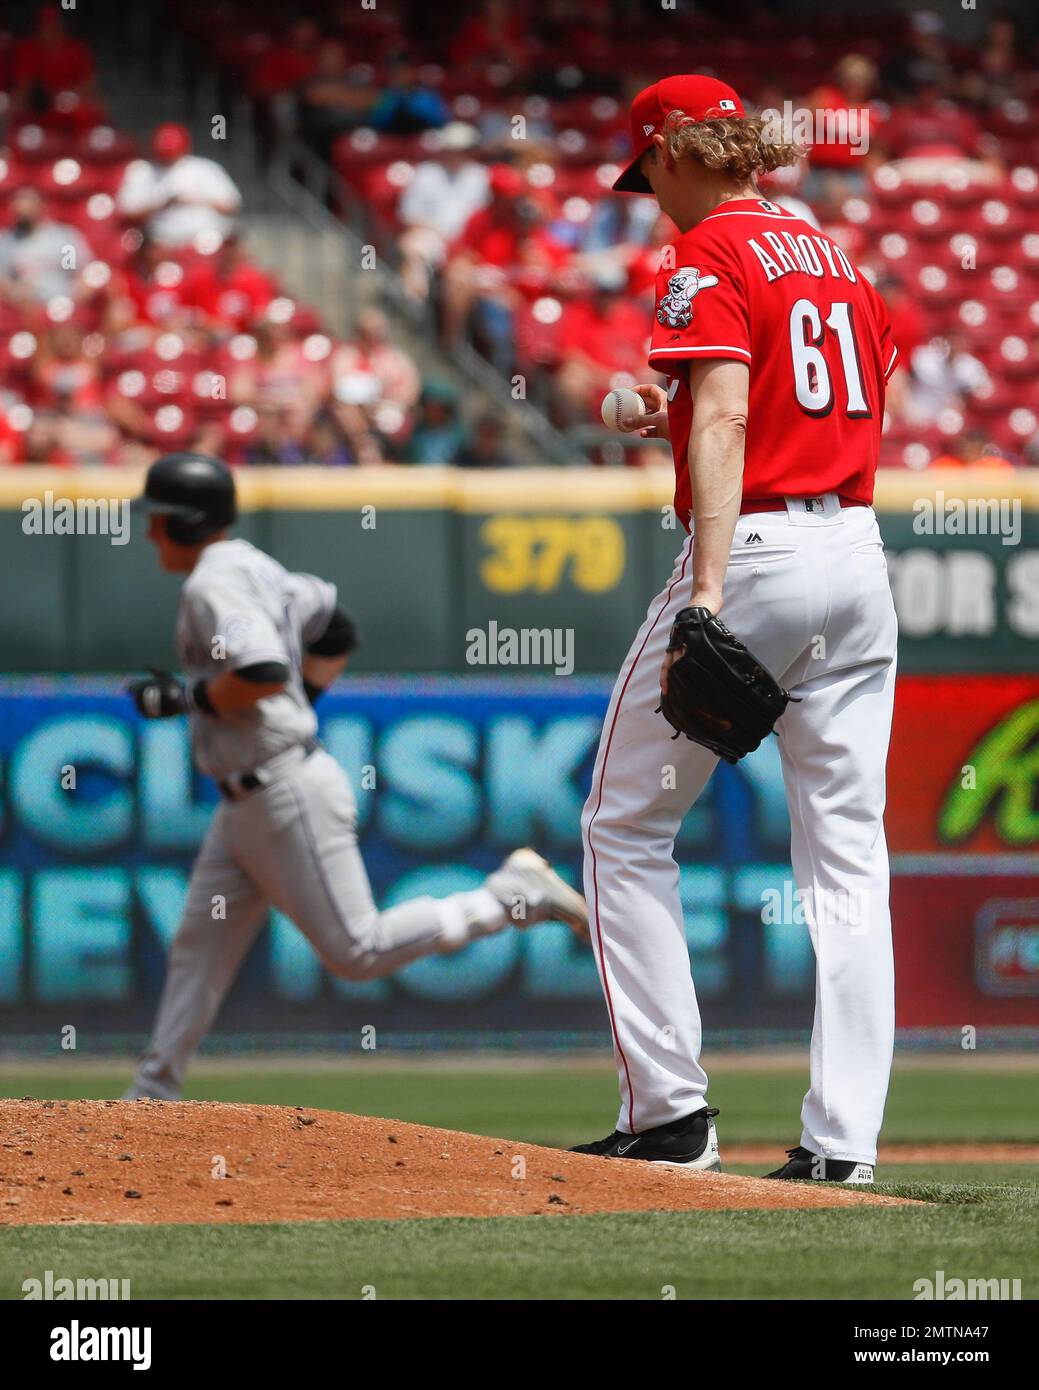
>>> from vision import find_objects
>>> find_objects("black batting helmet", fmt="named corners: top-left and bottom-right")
top-left (132, 453), bottom-right (237, 545)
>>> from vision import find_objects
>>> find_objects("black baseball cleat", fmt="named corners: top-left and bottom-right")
top-left (764, 1145), bottom-right (875, 1184)
top-left (570, 1107), bottom-right (721, 1171)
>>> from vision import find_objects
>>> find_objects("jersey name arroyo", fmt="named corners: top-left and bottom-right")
top-left (647, 199), bottom-right (898, 527)
top-left (746, 229), bottom-right (858, 285)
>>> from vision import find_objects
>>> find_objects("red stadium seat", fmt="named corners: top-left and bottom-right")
top-left (76, 126), bottom-right (138, 165)
top-left (139, 401), bottom-right (199, 449)
top-left (10, 124), bottom-right (67, 163)
top-left (1008, 166), bottom-right (1039, 208)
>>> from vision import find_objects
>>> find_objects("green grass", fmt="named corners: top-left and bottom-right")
top-left (2, 1187), bottom-right (1036, 1299)
top-left (2, 1059), bottom-right (1036, 1299)
top-left (2, 1062), bottom-right (1036, 1146)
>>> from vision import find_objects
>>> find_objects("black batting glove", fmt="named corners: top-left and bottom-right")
top-left (127, 668), bottom-right (191, 719)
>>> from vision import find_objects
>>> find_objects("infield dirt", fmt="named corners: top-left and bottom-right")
top-left (0, 1099), bottom-right (921, 1226)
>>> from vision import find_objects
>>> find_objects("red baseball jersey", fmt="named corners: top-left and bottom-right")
top-left (648, 198), bottom-right (899, 527)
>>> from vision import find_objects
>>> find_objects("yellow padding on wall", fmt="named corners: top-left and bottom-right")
top-left (1, 465), bottom-right (1037, 512)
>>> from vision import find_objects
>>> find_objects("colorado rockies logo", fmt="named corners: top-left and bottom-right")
top-left (656, 267), bottom-right (720, 329)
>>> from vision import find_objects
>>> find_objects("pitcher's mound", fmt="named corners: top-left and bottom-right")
top-left (0, 1099), bottom-right (915, 1226)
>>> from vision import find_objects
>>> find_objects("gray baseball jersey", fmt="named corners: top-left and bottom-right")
top-left (176, 538), bottom-right (336, 779)
top-left (127, 537), bottom-right (544, 1103)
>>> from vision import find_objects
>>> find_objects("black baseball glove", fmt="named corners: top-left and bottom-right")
top-left (127, 668), bottom-right (191, 719)
top-left (657, 607), bottom-right (795, 763)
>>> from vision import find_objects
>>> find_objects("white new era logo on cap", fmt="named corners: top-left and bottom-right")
top-left (719, 99), bottom-right (736, 111)
top-left (643, 123), bottom-right (655, 135)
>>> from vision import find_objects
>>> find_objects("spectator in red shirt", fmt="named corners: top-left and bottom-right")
top-left (801, 55), bottom-right (882, 208)
top-left (107, 233), bottom-right (190, 333)
top-left (181, 233), bottom-right (275, 333)
top-left (443, 165), bottom-right (570, 371)
top-left (876, 276), bottom-right (926, 362)
top-left (249, 18), bottom-right (322, 166)
top-left (28, 323), bottom-right (117, 465)
top-left (450, 0), bottom-right (530, 77)
top-left (553, 266), bottom-right (651, 426)
top-left (0, 398), bottom-right (26, 464)
top-left (249, 19), bottom-right (320, 99)
top-left (12, 4), bottom-right (96, 114)
top-left (32, 323), bottom-right (104, 411)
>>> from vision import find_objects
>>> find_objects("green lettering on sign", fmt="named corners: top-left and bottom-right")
top-left (939, 700), bottom-right (1039, 846)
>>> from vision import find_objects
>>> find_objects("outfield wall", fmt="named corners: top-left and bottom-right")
top-left (3, 466), bottom-right (1038, 675)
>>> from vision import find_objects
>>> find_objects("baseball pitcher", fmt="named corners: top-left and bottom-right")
top-left (573, 76), bottom-right (899, 1183)
top-left (124, 452), bottom-right (588, 1100)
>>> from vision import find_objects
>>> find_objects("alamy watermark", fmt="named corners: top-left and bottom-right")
top-left (465, 621), bottom-right (574, 676)
top-left (23, 1270), bottom-right (131, 1300)
top-left (761, 882), bottom-right (871, 934)
top-left (22, 492), bottom-right (131, 545)
top-left (761, 102), bottom-right (870, 157)
top-left (914, 1269), bottom-right (1022, 1301)
top-left (912, 493), bottom-right (1022, 546)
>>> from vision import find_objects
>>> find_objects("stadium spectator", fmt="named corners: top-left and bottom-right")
top-left (0, 188), bottom-right (93, 307)
top-left (900, 333), bottom-right (991, 427)
top-left (106, 233), bottom-right (189, 332)
top-left (11, 4), bottom-right (97, 118)
top-left (454, 412), bottom-right (517, 468)
top-left (0, 402), bottom-right (25, 464)
top-left (875, 276), bottom-right (927, 362)
top-left (181, 232), bottom-right (275, 332)
top-left (802, 55), bottom-right (883, 204)
top-left (398, 123), bottom-right (489, 301)
top-left (249, 19), bottom-right (321, 100)
top-left (244, 402), bottom-right (309, 465)
top-left (552, 266), bottom-right (649, 427)
top-left (367, 50), bottom-right (450, 136)
top-left (297, 41), bottom-right (379, 157)
top-left (961, 14), bottom-right (1025, 108)
top-left (442, 165), bottom-right (570, 371)
top-left (450, 0), bottom-right (530, 78)
top-left (307, 411), bottom-right (356, 466)
top-left (32, 323), bottom-right (104, 412)
top-left (27, 324), bottom-right (117, 466)
top-left (402, 380), bottom-right (465, 464)
top-left (579, 193), bottom-right (661, 259)
top-left (930, 429), bottom-right (1014, 469)
top-left (328, 307), bottom-right (420, 452)
top-left (116, 123), bottom-right (243, 249)
top-left (228, 316), bottom-right (328, 440)
top-left (883, 8), bottom-right (955, 97)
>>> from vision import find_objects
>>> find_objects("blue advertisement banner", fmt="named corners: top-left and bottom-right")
top-left (0, 677), bottom-right (809, 1045)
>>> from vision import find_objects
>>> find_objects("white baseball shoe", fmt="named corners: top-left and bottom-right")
top-left (486, 848), bottom-right (590, 943)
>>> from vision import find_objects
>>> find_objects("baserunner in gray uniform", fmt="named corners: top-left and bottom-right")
top-left (125, 453), bottom-right (588, 1100)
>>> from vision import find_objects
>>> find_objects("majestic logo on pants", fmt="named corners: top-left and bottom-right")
top-left (656, 267), bottom-right (720, 329)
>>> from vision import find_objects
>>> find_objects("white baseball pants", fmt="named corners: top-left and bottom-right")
top-left (581, 495), bottom-right (897, 1164)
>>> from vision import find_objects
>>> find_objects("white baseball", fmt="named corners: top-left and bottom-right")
top-left (600, 387), bottom-right (646, 432)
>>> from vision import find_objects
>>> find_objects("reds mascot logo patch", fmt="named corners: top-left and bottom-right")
top-left (656, 266), bottom-right (720, 329)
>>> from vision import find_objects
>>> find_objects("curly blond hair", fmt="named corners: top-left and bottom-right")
top-left (661, 111), bottom-right (805, 182)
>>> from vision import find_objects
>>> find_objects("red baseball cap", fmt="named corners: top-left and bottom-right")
top-left (488, 163), bottom-right (525, 198)
top-left (152, 122), bottom-right (192, 161)
top-left (613, 74), bottom-right (745, 193)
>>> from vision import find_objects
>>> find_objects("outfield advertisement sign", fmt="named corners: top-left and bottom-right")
top-left (0, 676), bottom-right (1035, 1043)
